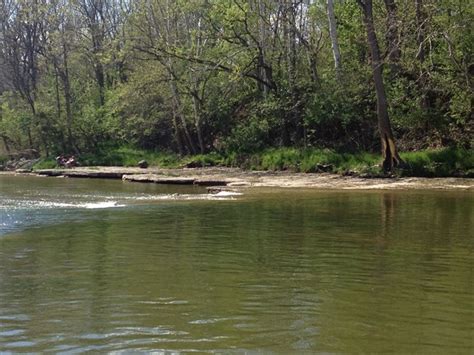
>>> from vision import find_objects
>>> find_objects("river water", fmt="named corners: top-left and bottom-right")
top-left (0, 175), bottom-right (472, 353)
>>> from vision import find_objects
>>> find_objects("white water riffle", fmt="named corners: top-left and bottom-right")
top-left (0, 190), bottom-right (243, 236)
top-left (1, 192), bottom-right (242, 210)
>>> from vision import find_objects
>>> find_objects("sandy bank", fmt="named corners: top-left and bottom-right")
top-left (1, 166), bottom-right (466, 191)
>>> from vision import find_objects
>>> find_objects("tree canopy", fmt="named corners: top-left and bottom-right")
top-left (0, 0), bottom-right (472, 163)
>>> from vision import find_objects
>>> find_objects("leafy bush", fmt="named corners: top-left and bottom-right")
top-left (0, 155), bottom-right (8, 166)
top-left (223, 117), bottom-right (272, 154)
top-left (32, 158), bottom-right (58, 169)
top-left (77, 146), bottom-right (179, 167)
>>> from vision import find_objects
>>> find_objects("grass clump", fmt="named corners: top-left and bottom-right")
top-left (400, 147), bottom-right (473, 177)
top-left (220, 147), bottom-right (472, 177)
top-left (181, 152), bottom-right (224, 167)
top-left (226, 148), bottom-right (380, 174)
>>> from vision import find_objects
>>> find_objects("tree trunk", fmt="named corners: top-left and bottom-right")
top-left (383, 0), bottom-right (401, 73)
top-left (54, 68), bottom-right (62, 122)
top-left (358, 0), bottom-right (402, 171)
top-left (2, 136), bottom-right (11, 154)
top-left (307, 52), bottom-right (320, 85)
top-left (91, 24), bottom-right (105, 106)
top-left (54, 67), bottom-right (67, 152)
top-left (27, 100), bottom-right (47, 154)
top-left (255, 0), bottom-right (276, 96)
top-left (171, 105), bottom-right (185, 155)
top-left (327, 0), bottom-right (342, 75)
top-left (169, 78), bottom-right (197, 154)
top-left (162, 0), bottom-right (196, 154)
top-left (192, 95), bottom-right (205, 154)
top-left (285, 11), bottom-right (301, 143)
top-left (415, 0), bottom-right (429, 110)
top-left (94, 63), bottom-right (105, 106)
top-left (27, 127), bottom-right (34, 150)
top-left (285, 2), bottom-right (297, 89)
top-left (60, 44), bottom-right (77, 153)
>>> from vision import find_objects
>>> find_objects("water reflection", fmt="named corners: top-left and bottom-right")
top-left (0, 178), bottom-right (472, 352)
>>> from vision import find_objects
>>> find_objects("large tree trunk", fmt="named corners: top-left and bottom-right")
top-left (358, 0), bottom-right (402, 171)
top-left (327, 0), bottom-right (342, 75)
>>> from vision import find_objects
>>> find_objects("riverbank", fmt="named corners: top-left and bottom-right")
top-left (5, 166), bottom-right (472, 191)
top-left (25, 146), bottom-right (474, 178)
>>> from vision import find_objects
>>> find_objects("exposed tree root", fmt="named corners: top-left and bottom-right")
top-left (382, 134), bottom-right (404, 172)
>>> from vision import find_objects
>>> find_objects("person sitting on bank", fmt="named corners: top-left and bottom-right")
top-left (65, 155), bottom-right (77, 168)
top-left (56, 154), bottom-right (77, 168)
top-left (55, 155), bottom-right (66, 166)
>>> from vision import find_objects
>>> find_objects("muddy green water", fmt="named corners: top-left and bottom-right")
top-left (0, 175), bottom-right (472, 353)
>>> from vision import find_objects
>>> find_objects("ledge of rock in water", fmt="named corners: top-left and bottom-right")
top-left (122, 174), bottom-right (195, 184)
top-left (35, 168), bottom-right (231, 186)
top-left (194, 179), bottom-right (228, 186)
top-left (28, 167), bottom-right (474, 190)
top-left (122, 174), bottom-right (229, 186)
top-left (36, 169), bottom-right (124, 179)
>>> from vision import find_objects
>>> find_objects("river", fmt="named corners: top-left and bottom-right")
top-left (0, 175), bottom-right (472, 352)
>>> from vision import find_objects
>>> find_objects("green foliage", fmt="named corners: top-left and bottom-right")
top-left (212, 147), bottom-right (471, 177)
top-left (0, 154), bottom-right (8, 165)
top-left (103, 64), bottom-right (174, 149)
top-left (32, 158), bottom-right (58, 169)
top-left (28, 144), bottom-right (473, 178)
top-left (224, 117), bottom-right (271, 154)
top-left (256, 148), bottom-right (380, 174)
top-left (0, 95), bottom-right (31, 149)
top-left (0, 0), bottom-right (471, 170)
top-left (76, 146), bottom-right (179, 168)
top-left (400, 148), bottom-right (474, 177)
top-left (304, 79), bottom-right (376, 150)
top-left (181, 152), bottom-right (224, 167)
top-left (215, 147), bottom-right (380, 174)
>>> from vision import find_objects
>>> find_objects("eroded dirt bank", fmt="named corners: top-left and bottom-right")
top-left (3, 166), bottom-right (470, 191)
